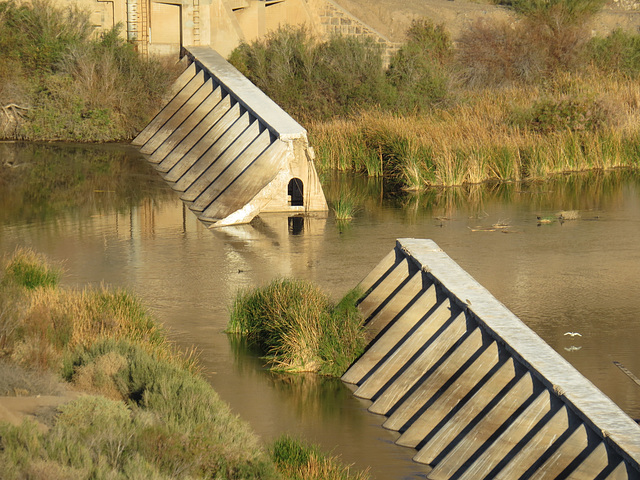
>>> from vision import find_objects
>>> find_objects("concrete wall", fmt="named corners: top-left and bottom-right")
top-left (344, 239), bottom-right (640, 479)
top-left (54, 0), bottom-right (393, 60)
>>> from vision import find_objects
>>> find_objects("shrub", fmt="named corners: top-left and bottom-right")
top-left (50, 395), bottom-right (135, 470)
top-left (387, 19), bottom-right (451, 110)
top-left (0, 360), bottom-right (64, 396)
top-left (588, 29), bottom-right (640, 78)
top-left (228, 26), bottom-right (390, 121)
top-left (454, 14), bottom-right (590, 86)
top-left (63, 338), bottom-right (273, 479)
top-left (512, 96), bottom-right (612, 133)
top-left (228, 279), bottom-right (365, 375)
top-left (0, 0), bottom-right (93, 74)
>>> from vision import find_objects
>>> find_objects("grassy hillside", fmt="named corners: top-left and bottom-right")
top-left (0, 248), bottom-right (369, 480)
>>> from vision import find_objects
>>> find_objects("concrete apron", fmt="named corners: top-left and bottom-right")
top-left (343, 239), bottom-right (640, 479)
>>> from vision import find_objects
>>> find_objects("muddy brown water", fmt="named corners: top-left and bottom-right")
top-left (1, 143), bottom-right (639, 479)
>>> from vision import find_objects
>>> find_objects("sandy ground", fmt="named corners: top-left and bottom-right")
top-left (332, 0), bottom-right (640, 42)
top-left (0, 391), bottom-right (83, 432)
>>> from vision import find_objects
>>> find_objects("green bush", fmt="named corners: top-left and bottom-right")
top-left (512, 97), bottom-right (611, 133)
top-left (63, 338), bottom-right (273, 478)
top-left (0, 0), bottom-right (92, 74)
top-left (229, 26), bottom-right (393, 120)
top-left (387, 20), bottom-right (451, 110)
top-left (228, 279), bottom-right (365, 376)
top-left (588, 29), bottom-right (640, 78)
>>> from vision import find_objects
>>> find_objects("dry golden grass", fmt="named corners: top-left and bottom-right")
top-left (311, 72), bottom-right (640, 188)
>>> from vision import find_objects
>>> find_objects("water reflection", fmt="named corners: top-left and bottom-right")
top-left (1, 143), bottom-right (639, 479)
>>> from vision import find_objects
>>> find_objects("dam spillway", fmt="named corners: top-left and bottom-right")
top-left (343, 239), bottom-right (640, 479)
top-left (132, 46), bottom-right (327, 227)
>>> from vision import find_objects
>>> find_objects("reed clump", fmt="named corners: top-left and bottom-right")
top-left (228, 279), bottom-right (365, 377)
top-left (271, 435), bottom-right (370, 480)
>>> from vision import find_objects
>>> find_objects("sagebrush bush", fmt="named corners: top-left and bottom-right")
top-left (63, 338), bottom-right (274, 478)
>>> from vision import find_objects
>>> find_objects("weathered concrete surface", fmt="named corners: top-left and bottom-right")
top-left (133, 47), bottom-right (327, 227)
top-left (343, 239), bottom-right (640, 479)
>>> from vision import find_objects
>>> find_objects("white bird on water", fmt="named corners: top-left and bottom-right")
top-left (564, 332), bottom-right (582, 337)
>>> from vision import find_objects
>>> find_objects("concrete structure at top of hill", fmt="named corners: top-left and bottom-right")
top-left (63, 0), bottom-right (398, 59)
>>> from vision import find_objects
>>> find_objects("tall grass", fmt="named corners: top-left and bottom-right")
top-left (311, 70), bottom-right (640, 188)
top-left (271, 435), bottom-right (370, 480)
top-left (1, 247), bottom-right (61, 290)
top-left (228, 279), bottom-right (365, 376)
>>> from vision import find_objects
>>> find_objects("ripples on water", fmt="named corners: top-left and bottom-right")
top-left (1, 142), bottom-right (639, 479)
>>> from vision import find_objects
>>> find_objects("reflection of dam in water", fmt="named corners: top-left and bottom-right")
top-left (344, 239), bottom-right (640, 479)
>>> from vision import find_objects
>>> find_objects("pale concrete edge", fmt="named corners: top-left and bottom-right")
top-left (182, 47), bottom-right (307, 140)
top-left (396, 238), bottom-right (640, 470)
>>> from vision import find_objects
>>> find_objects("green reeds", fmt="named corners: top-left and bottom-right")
top-left (1, 248), bottom-right (62, 290)
top-left (228, 279), bottom-right (365, 376)
top-left (331, 192), bottom-right (360, 221)
top-left (271, 435), bottom-right (370, 480)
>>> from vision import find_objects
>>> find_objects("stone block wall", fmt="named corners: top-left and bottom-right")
top-left (305, 0), bottom-right (399, 65)
top-left (611, 0), bottom-right (640, 10)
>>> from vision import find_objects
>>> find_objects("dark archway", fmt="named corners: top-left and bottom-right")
top-left (288, 178), bottom-right (304, 206)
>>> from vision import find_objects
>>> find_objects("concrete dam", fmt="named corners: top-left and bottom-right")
top-left (132, 46), bottom-right (327, 227)
top-left (343, 239), bottom-right (640, 479)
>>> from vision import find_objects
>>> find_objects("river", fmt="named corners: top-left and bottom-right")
top-left (1, 142), bottom-right (639, 479)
